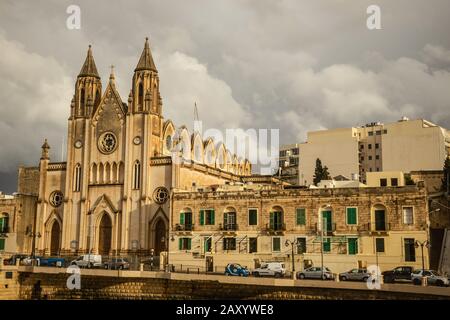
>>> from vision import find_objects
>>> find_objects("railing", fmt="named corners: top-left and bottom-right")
top-left (0, 226), bottom-right (10, 234)
top-left (175, 224), bottom-right (194, 231)
top-left (220, 223), bottom-right (238, 231)
top-left (358, 222), bottom-right (390, 232)
top-left (266, 222), bottom-right (286, 232)
top-left (314, 223), bottom-right (336, 235)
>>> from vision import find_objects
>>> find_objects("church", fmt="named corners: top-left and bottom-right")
top-left (25, 38), bottom-right (255, 257)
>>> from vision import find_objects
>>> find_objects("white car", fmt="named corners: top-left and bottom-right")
top-left (70, 254), bottom-right (102, 268)
top-left (252, 262), bottom-right (286, 278)
top-left (411, 269), bottom-right (449, 287)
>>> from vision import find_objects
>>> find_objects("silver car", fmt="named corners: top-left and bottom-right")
top-left (297, 267), bottom-right (334, 280)
top-left (339, 269), bottom-right (370, 282)
top-left (411, 269), bottom-right (449, 287)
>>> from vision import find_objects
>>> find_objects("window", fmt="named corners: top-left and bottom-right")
top-left (279, 160), bottom-right (285, 167)
top-left (375, 238), bottom-right (385, 253)
top-left (297, 238), bottom-right (306, 254)
top-left (165, 135), bottom-right (172, 151)
top-left (391, 178), bottom-right (398, 186)
top-left (323, 237), bottom-right (331, 252)
top-left (223, 211), bottom-right (237, 230)
top-left (376, 168), bottom-right (379, 172)
top-left (374, 210), bottom-right (386, 231)
top-left (368, 156), bottom-right (372, 160)
top-left (375, 155), bottom-right (379, 160)
top-left (138, 83), bottom-right (143, 108)
top-left (348, 238), bottom-right (358, 255)
top-left (383, 129), bottom-right (387, 134)
top-left (404, 238), bottom-right (416, 262)
top-left (368, 132), bottom-right (374, 136)
top-left (249, 238), bottom-right (258, 253)
top-left (375, 143), bottom-right (379, 149)
top-left (0, 239), bottom-right (4, 251)
top-left (269, 211), bottom-right (283, 230)
top-left (223, 237), bottom-right (236, 251)
top-left (360, 144), bottom-right (364, 149)
top-left (360, 157), bottom-right (364, 161)
top-left (178, 238), bottom-right (191, 250)
top-left (322, 210), bottom-right (333, 232)
top-left (204, 237), bottom-right (212, 252)
top-left (0, 215), bottom-right (9, 233)
top-left (369, 168), bottom-right (372, 172)
top-left (346, 207), bottom-right (357, 225)
top-left (292, 148), bottom-right (299, 155)
top-left (403, 207), bottom-right (414, 225)
top-left (199, 209), bottom-right (215, 225)
top-left (133, 161), bottom-right (141, 189)
top-left (368, 144), bottom-right (372, 149)
top-left (380, 178), bottom-right (387, 187)
top-left (376, 130), bottom-right (381, 135)
top-left (179, 211), bottom-right (193, 230)
top-left (248, 209), bottom-right (258, 226)
top-left (272, 237), bottom-right (281, 252)
top-left (73, 164), bottom-right (81, 192)
top-left (296, 208), bottom-right (306, 226)
top-left (280, 150), bottom-right (287, 157)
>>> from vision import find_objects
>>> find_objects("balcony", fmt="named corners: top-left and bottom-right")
top-left (220, 223), bottom-right (238, 232)
top-left (265, 222), bottom-right (286, 234)
top-left (174, 224), bottom-right (194, 233)
top-left (314, 223), bottom-right (336, 236)
top-left (358, 222), bottom-right (390, 234)
top-left (0, 226), bottom-right (9, 236)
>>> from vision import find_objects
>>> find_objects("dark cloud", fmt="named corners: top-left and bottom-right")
top-left (1, 0), bottom-right (450, 191)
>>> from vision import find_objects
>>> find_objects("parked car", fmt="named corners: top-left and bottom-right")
top-left (70, 254), bottom-right (102, 268)
top-left (297, 267), bottom-right (335, 280)
top-left (103, 258), bottom-right (130, 270)
top-left (38, 257), bottom-right (66, 267)
top-left (224, 263), bottom-right (250, 277)
top-left (382, 266), bottom-right (414, 283)
top-left (411, 269), bottom-right (449, 287)
top-left (339, 269), bottom-right (370, 282)
top-left (21, 256), bottom-right (43, 266)
top-left (252, 262), bottom-right (286, 278)
top-left (2, 254), bottom-right (27, 265)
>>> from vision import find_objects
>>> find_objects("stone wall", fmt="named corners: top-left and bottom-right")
top-left (15, 271), bottom-right (450, 300)
top-left (18, 166), bottom-right (40, 195)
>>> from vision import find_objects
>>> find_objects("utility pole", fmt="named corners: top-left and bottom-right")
top-left (285, 239), bottom-right (298, 279)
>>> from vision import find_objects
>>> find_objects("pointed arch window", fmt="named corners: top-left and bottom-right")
top-left (80, 88), bottom-right (85, 111)
top-left (138, 83), bottom-right (144, 110)
top-left (94, 89), bottom-right (101, 109)
top-left (73, 163), bottom-right (82, 192)
top-left (133, 160), bottom-right (141, 189)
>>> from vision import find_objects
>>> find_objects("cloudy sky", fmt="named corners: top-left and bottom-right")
top-left (1, 0), bottom-right (450, 192)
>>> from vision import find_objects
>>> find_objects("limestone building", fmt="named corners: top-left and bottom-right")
top-left (299, 118), bottom-right (450, 186)
top-left (19, 39), bottom-right (256, 257)
top-left (169, 183), bottom-right (430, 274)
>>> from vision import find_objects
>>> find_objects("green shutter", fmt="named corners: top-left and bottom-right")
top-left (187, 238), bottom-right (192, 250)
top-left (323, 238), bottom-right (331, 252)
top-left (178, 238), bottom-right (182, 250)
top-left (205, 238), bottom-right (210, 252)
top-left (211, 210), bottom-right (215, 225)
top-left (180, 212), bottom-right (185, 225)
top-left (0, 218), bottom-right (3, 233)
top-left (272, 237), bottom-right (281, 252)
top-left (270, 212), bottom-right (274, 229)
top-left (348, 238), bottom-right (358, 255)
top-left (200, 210), bottom-right (205, 225)
top-left (296, 208), bottom-right (306, 225)
top-left (347, 208), bottom-right (357, 225)
top-left (322, 211), bottom-right (332, 231)
top-left (0, 239), bottom-right (5, 250)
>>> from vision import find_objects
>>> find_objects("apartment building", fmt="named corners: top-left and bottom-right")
top-left (299, 118), bottom-right (449, 185)
top-left (167, 183), bottom-right (429, 274)
top-left (277, 144), bottom-right (300, 185)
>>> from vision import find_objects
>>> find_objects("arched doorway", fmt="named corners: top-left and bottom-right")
top-left (99, 214), bottom-right (112, 255)
top-left (154, 219), bottom-right (167, 255)
top-left (50, 221), bottom-right (60, 256)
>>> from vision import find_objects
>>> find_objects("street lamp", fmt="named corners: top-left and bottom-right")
top-left (285, 239), bottom-right (300, 279)
top-left (414, 240), bottom-right (430, 271)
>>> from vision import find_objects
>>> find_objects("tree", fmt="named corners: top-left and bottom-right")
top-left (313, 158), bottom-right (331, 185)
top-left (442, 157), bottom-right (450, 193)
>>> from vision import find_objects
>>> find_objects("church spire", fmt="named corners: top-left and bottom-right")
top-left (78, 45), bottom-right (100, 78)
top-left (135, 37), bottom-right (157, 72)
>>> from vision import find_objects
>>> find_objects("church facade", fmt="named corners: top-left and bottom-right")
top-left (28, 39), bottom-right (254, 257)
